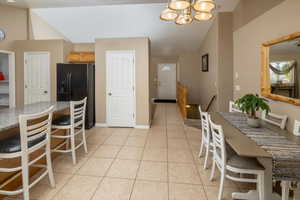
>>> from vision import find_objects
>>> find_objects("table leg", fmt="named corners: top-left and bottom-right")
top-left (257, 157), bottom-right (281, 200)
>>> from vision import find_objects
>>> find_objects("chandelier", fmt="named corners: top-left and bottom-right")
top-left (160, 0), bottom-right (216, 25)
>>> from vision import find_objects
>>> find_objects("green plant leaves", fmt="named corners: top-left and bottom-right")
top-left (235, 94), bottom-right (270, 118)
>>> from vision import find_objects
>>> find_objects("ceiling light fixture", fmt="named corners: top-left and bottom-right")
top-left (160, 0), bottom-right (216, 25)
top-left (169, 0), bottom-right (191, 11)
top-left (7, 0), bottom-right (16, 3)
top-left (160, 7), bottom-right (178, 21)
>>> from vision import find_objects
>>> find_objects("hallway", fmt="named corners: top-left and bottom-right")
top-left (16, 104), bottom-right (249, 200)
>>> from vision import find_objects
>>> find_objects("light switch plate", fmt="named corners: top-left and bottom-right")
top-left (235, 85), bottom-right (241, 91)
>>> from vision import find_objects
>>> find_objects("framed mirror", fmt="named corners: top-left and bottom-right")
top-left (261, 32), bottom-right (300, 105)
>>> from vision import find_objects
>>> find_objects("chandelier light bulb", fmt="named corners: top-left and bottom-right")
top-left (169, 0), bottom-right (191, 11)
top-left (194, 11), bottom-right (213, 21)
top-left (160, 8), bottom-right (178, 21)
top-left (193, 0), bottom-right (216, 12)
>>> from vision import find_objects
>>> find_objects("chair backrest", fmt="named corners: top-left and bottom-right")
top-left (293, 120), bottom-right (300, 136)
top-left (261, 110), bottom-right (288, 130)
top-left (19, 106), bottom-right (54, 151)
top-left (200, 111), bottom-right (211, 143)
top-left (209, 115), bottom-right (226, 170)
top-left (229, 100), bottom-right (242, 113)
top-left (70, 97), bottom-right (87, 127)
top-left (198, 105), bottom-right (202, 114)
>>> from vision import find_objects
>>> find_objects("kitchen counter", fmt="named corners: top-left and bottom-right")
top-left (0, 101), bottom-right (69, 132)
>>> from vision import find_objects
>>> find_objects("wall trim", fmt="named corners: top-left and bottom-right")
top-left (95, 123), bottom-right (108, 127)
top-left (134, 125), bottom-right (150, 129)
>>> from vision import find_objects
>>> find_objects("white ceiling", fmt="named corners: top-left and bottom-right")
top-left (26, 0), bottom-right (239, 56)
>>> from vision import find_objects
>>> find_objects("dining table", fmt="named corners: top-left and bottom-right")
top-left (211, 112), bottom-right (300, 200)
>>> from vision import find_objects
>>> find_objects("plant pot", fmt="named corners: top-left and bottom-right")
top-left (247, 117), bottom-right (260, 128)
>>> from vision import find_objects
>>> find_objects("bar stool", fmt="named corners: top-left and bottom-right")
top-left (0, 106), bottom-right (55, 200)
top-left (51, 98), bottom-right (88, 165)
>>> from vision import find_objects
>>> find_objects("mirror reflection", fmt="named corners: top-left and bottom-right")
top-left (269, 38), bottom-right (300, 99)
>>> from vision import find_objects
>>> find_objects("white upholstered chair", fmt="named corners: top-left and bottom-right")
top-left (198, 111), bottom-right (214, 169)
top-left (229, 100), bottom-right (242, 113)
top-left (51, 98), bottom-right (88, 164)
top-left (209, 115), bottom-right (265, 200)
top-left (0, 106), bottom-right (55, 200)
top-left (261, 110), bottom-right (288, 130)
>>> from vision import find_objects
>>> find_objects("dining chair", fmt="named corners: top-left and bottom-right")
top-left (229, 100), bottom-right (242, 113)
top-left (0, 106), bottom-right (55, 200)
top-left (198, 111), bottom-right (214, 169)
top-left (261, 110), bottom-right (288, 130)
top-left (293, 120), bottom-right (300, 136)
top-left (51, 97), bottom-right (88, 164)
top-left (209, 115), bottom-right (265, 200)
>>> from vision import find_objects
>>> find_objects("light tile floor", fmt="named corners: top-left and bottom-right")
top-left (8, 103), bottom-right (255, 200)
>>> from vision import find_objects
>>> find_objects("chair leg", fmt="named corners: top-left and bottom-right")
top-left (198, 136), bottom-right (204, 158)
top-left (210, 159), bottom-right (216, 181)
top-left (46, 143), bottom-right (55, 187)
top-left (217, 169), bottom-right (225, 200)
top-left (281, 181), bottom-right (290, 200)
top-left (82, 128), bottom-right (88, 154)
top-left (258, 174), bottom-right (264, 200)
top-left (70, 130), bottom-right (77, 165)
top-left (21, 155), bottom-right (29, 200)
top-left (203, 143), bottom-right (210, 169)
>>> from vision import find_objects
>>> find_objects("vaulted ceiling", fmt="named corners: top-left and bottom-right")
top-left (2, 0), bottom-right (239, 56)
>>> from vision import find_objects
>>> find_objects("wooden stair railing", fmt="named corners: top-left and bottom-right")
top-left (205, 95), bottom-right (217, 112)
top-left (177, 82), bottom-right (188, 119)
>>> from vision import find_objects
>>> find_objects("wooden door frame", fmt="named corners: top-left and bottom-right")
top-left (0, 50), bottom-right (16, 108)
top-left (24, 51), bottom-right (51, 105)
top-left (105, 50), bottom-right (136, 127)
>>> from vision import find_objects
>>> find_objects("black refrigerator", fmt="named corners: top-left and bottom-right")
top-left (57, 63), bottom-right (95, 129)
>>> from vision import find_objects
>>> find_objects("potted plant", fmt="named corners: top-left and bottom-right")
top-left (235, 94), bottom-right (270, 128)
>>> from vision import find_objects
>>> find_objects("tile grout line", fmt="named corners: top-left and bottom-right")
top-left (127, 125), bottom-right (150, 200)
top-left (164, 105), bottom-right (170, 200)
top-left (184, 118), bottom-right (209, 200)
top-left (88, 129), bottom-right (132, 200)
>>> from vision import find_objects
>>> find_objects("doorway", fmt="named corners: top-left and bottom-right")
top-left (157, 63), bottom-right (177, 101)
top-left (0, 50), bottom-right (15, 109)
top-left (106, 50), bottom-right (136, 127)
top-left (24, 52), bottom-right (51, 105)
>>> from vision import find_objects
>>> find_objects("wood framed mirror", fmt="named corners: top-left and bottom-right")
top-left (261, 32), bottom-right (300, 106)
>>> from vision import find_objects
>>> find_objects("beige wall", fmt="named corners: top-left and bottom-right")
top-left (29, 11), bottom-right (68, 41)
top-left (13, 40), bottom-right (66, 106)
top-left (197, 13), bottom-right (233, 112)
top-left (233, 0), bottom-right (284, 31)
top-left (95, 37), bottom-right (150, 126)
top-left (233, 0), bottom-right (300, 131)
top-left (177, 53), bottom-right (202, 104)
top-left (0, 5), bottom-right (28, 51)
top-left (73, 43), bottom-right (95, 52)
top-left (217, 13), bottom-right (233, 112)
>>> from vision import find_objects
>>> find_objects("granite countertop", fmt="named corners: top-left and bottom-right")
top-left (0, 102), bottom-right (69, 132)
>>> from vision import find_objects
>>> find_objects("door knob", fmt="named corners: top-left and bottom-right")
top-left (44, 91), bottom-right (48, 94)
top-left (108, 92), bottom-right (112, 96)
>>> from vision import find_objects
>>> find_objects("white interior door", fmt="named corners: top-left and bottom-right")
top-left (106, 51), bottom-right (135, 127)
top-left (24, 52), bottom-right (50, 105)
top-left (157, 63), bottom-right (176, 99)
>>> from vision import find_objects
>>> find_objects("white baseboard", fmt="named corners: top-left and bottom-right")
top-left (95, 123), bottom-right (150, 129)
top-left (95, 123), bottom-right (107, 127)
top-left (134, 125), bottom-right (150, 129)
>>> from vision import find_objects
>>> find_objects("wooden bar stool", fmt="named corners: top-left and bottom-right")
top-left (51, 98), bottom-right (88, 165)
top-left (0, 106), bottom-right (55, 200)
